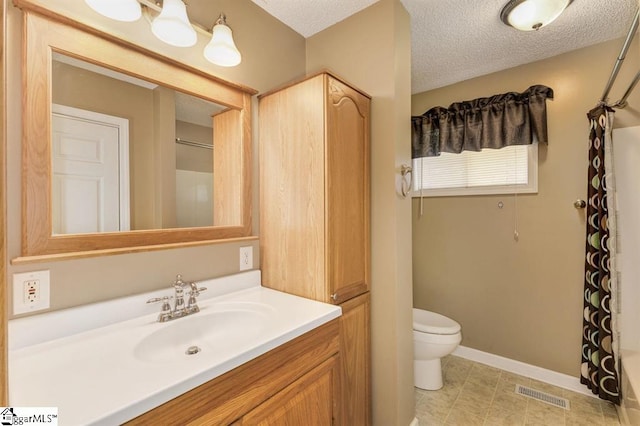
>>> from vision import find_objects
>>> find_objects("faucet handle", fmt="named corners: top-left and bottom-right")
top-left (188, 282), bottom-right (207, 297)
top-left (147, 296), bottom-right (173, 322)
top-left (147, 296), bottom-right (172, 309)
top-left (186, 284), bottom-right (206, 313)
top-left (146, 296), bottom-right (172, 304)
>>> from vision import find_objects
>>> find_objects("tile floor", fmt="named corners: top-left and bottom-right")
top-left (415, 356), bottom-right (621, 425)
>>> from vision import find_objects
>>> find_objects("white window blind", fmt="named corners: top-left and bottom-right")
top-left (412, 144), bottom-right (538, 197)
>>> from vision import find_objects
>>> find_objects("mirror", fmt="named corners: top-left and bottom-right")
top-left (21, 12), bottom-right (255, 257)
top-left (52, 53), bottom-right (225, 233)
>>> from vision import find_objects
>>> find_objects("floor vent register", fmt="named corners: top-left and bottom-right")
top-left (515, 384), bottom-right (571, 410)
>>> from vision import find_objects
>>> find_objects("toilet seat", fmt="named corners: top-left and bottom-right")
top-left (413, 308), bottom-right (461, 335)
top-left (413, 330), bottom-right (461, 345)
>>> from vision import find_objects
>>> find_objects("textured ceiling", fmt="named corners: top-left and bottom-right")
top-left (251, 0), bottom-right (379, 38)
top-left (251, 0), bottom-right (639, 94)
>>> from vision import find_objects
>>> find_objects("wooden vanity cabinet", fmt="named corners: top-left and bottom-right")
top-left (339, 293), bottom-right (371, 425)
top-left (125, 320), bottom-right (340, 425)
top-left (238, 356), bottom-right (338, 425)
top-left (259, 72), bottom-right (370, 305)
top-left (259, 72), bottom-right (371, 425)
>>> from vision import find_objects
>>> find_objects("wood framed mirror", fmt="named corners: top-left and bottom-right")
top-left (18, 11), bottom-right (255, 260)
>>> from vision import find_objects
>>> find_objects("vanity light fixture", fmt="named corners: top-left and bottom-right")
top-left (83, 0), bottom-right (242, 67)
top-left (84, 0), bottom-right (142, 22)
top-left (150, 0), bottom-right (197, 47)
top-left (500, 0), bottom-right (573, 31)
top-left (204, 14), bottom-right (242, 67)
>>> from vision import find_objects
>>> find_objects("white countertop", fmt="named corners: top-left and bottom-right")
top-left (8, 271), bottom-right (341, 425)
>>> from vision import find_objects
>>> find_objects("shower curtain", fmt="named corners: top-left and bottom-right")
top-left (581, 105), bottom-right (620, 404)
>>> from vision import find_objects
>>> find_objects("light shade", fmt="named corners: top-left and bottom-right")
top-left (151, 0), bottom-right (197, 47)
top-left (500, 0), bottom-right (572, 31)
top-left (203, 15), bottom-right (242, 67)
top-left (85, 0), bottom-right (142, 22)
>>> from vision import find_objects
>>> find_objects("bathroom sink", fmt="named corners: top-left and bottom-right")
top-left (134, 302), bottom-right (275, 363)
top-left (9, 271), bottom-right (342, 425)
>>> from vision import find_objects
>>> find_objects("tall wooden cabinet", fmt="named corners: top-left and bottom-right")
top-left (259, 72), bottom-right (371, 425)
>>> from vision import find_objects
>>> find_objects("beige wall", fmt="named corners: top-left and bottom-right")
top-left (411, 37), bottom-right (640, 376)
top-left (52, 61), bottom-right (159, 230)
top-left (175, 121), bottom-right (213, 172)
top-left (306, 0), bottom-right (414, 424)
top-left (5, 0), bottom-right (305, 311)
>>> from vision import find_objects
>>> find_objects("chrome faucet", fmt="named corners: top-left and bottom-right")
top-left (172, 274), bottom-right (188, 317)
top-left (146, 274), bottom-right (207, 322)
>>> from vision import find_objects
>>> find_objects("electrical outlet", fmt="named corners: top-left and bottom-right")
top-left (24, 280), bottom-right (40, 304)
top-left (239, 246), bottom-right (253, 271)
top-left (13, 270), bottom-right (50, 315)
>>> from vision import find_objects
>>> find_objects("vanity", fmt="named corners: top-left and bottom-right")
top-left (6, 1), bottom-right (371, 423)
top-left (9, 271), bottom-right (342, 425)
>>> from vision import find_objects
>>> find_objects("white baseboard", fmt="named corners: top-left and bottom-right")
top-left (453, 345), bottom-right (597, 398)
top-left (409, 417), bottom-right (419, 426)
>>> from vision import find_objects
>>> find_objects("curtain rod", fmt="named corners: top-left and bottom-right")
top-left (175, 138), bottom-right (213, 150)
top-left (600, 7), bottom-right (640, 105)
top-left (612, 70), bottom-right (640, 108)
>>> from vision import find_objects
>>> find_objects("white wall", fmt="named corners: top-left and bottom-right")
top-left (175, 170), bottom-right (214, 228)
top-left (612, 126), bottom-right (640, 353)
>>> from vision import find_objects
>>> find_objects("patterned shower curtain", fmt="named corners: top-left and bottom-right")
top-left (581, 105), bottom-right (620, 404)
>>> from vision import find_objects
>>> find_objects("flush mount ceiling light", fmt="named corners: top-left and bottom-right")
top-left (84, 0), bottom-right (142, 22)
top-left (204, 15), bottom-right (242, 67)
top-left (501, 0), bottom-right (573, 31)
top-left (84, 0), bottom-right (242, 67)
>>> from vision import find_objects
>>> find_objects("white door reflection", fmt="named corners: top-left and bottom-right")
top-left (51, 104), bottom-right (130, 234)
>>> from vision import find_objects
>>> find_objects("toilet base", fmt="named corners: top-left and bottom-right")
top-left (414, 358), bottom-right (443, 390)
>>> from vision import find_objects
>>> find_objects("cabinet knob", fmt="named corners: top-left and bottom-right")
top-left (331, 293), bottom-right (338, 302)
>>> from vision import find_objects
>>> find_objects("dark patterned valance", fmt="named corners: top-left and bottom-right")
top-left (411, 85), bottom-right (554, 158)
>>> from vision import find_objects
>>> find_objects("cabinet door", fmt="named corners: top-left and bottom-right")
top-left (340, 293), bottom-right (371, 425)
top-left (240, 356), bottom-right (340, 426)
top-left (326, 76), bottom-right (370, 304)
top-left (259, 75), bottom-right (327, 301)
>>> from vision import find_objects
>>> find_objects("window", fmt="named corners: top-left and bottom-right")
top-left (412, 144), bottom-right (538, 197)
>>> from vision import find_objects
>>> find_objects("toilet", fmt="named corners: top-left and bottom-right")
top-left (413, 308), bottom-right (462, 390)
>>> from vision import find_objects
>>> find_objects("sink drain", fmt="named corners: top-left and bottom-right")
top-left (185, 345), bottom-right (201, 355)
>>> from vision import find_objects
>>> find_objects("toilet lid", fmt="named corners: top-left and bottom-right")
top-left (413, 308), bottom-right (461, 335)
